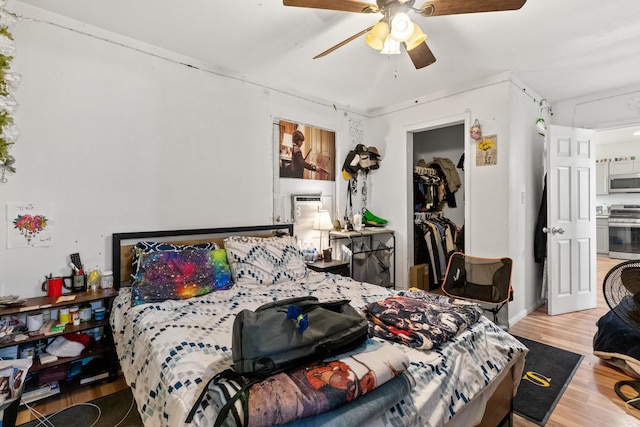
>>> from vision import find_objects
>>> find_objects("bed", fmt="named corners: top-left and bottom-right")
top-left (110, 224), bottom-right (527, 427)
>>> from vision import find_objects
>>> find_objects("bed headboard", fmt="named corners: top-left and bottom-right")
top-left (111, 224), bottom-right (294, 290)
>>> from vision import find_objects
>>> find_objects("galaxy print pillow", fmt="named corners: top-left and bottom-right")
top-left (129, 241), bottom-right (219, 287)
top-left (131, 248), bottom-right (232, 306)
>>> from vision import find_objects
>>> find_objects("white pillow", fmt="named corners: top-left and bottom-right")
top-left (223, 235), bottom-right (307, 285)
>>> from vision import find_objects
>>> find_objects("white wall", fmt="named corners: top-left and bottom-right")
top-left (597, 142), bottom-right (640, 160)
top-left (367, 73), bottom-right (544, 326)
top-left (506, 80), bottom-right (547, 323)
top-left (1, 5), bottom-right (366, 297)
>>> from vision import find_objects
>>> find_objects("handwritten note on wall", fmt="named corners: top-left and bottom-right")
top-left (349, 118), bottom-right (363, 147)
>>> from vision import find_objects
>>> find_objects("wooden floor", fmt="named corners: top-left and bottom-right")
top-left (509, 257), bottom-right (640, 427)
top-left (16, 257), bottom-right (640, 426)
top-left (16, 375), bottom-right (130, 425)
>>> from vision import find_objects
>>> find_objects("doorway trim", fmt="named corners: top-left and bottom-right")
top-left (404, 111), bottom-right (472, 271)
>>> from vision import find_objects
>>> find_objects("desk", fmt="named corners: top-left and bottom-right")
top-left (329, 228), bottom-right (395, 288)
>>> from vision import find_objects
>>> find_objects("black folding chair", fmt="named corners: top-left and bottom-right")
top-left (441, 252), bottom-right (513, 326)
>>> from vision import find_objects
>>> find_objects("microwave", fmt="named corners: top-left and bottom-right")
top-left (609, 173), bottom-right (640, 193)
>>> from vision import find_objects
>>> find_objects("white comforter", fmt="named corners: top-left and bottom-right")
top-left (111, 271), bottom-right (527, 427)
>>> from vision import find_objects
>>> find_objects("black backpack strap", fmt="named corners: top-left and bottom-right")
top-left (214, 371), bottom-right (246, 427)
top-left (213, 376), bottom-right (259, 427)
top-left (185, 369), bottom-right (258, 427)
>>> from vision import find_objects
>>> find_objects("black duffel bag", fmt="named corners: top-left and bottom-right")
top-left (232, 296), bottom-right (369, 378)
top-left (186, 296), bottom-right (369, 425)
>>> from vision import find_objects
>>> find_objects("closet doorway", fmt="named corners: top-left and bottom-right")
top-left (410, 123), bottom-right (466, 291)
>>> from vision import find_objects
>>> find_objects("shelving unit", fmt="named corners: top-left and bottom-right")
top-left (329, 228), bottom-right (395, 288)
top-left (0, 288), bottom-right (118, 404)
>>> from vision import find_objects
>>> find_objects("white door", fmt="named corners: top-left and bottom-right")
top-left (546, 125), bottom-right (597, 315)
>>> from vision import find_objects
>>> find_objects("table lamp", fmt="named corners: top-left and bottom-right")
top-left (313, 210), bottom-right (333, 260)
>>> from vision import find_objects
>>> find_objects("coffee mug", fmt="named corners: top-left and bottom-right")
top-left (353, 213), bottom-right (363, 231)
top-left (41, 276), bottom-right (70, 297)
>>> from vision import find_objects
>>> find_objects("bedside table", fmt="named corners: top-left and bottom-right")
top-left (307, 260), bottom-right (350, 277)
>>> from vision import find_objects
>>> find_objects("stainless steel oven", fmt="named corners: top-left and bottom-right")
top-left (609, 205), bottom-right (640, 260)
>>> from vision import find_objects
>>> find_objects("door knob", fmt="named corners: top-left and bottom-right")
top-left (542, 227), bottom-right (565, 235)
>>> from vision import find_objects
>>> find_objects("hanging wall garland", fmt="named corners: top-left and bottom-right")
top-left (0, 0), bottom-right (19, 183)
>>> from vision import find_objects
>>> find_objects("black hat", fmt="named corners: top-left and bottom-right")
top-left (341, 150), bottom-right (361, 180)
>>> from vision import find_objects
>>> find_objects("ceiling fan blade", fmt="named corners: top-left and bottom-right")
top-left (419, 0), bottom-right (526, 17)
top-left (283, 0), bottom-right (377, 13)
top-left (405, 41), bottom-right (437, 69)
top-left (314, 26), bottom-right (373, 59)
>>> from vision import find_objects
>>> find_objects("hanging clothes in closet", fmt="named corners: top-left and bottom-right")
top-left (414, 212), bottom-right (459, 290)
top-left (413, 159), bottom-right (461, 211)
top-left (413, 158), bottom-right (462, 289)
top-left (414, 166), bottom-right (446, 212)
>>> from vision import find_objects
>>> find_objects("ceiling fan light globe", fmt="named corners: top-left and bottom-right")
top-left (380, 36), bottom-right (401, 55)
top-left (390, 12), bottom-right (414, 42)
top-left (404, 23), bottom-right (427, 51)
top-left (365, 21), bottom-right (389, 51)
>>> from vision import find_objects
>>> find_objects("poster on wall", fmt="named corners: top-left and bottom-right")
top-left (7, 202), bottom-right (55, 248)
top-left (476, 134), bottom-right (498, 167)
top-left (278, 120), bottom-right (336, 181)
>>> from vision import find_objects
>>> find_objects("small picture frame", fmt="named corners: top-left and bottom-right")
top-left (476, 134), bottom-right (497, 167)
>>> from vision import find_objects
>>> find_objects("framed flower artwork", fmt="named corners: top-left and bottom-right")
top-left (7, 202), bottom-right (55, 248)
top-left (476, 134), bottom-right (497, 167)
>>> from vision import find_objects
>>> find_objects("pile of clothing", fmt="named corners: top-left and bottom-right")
top-left (362, 290), bottom-right (482, 350)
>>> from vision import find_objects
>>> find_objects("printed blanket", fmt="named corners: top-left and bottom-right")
top-left (362, 290), bottom-right (483, 349)
top-left (206, 339), bottom-right (411, 427)
top-left (111, 272), bottom-right (527, 427)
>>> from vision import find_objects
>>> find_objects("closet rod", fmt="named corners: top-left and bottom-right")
top-left (414, 211), bottom-right (444, 221)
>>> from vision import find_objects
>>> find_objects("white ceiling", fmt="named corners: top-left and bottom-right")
top-left (597, 125), bottom-right (640, 145)
top-left (15, 0), bottom-right (640, 115)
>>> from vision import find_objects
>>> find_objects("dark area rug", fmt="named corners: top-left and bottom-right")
top-left (17, 388), bottom-right (143, 427)
top-left (513, 336), bottom-right (584, 426)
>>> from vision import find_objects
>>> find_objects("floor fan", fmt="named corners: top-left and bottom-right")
top-left (601, 260), bottom-right (640, 412)
top-left (603, 260), bottom-right (640, 330)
